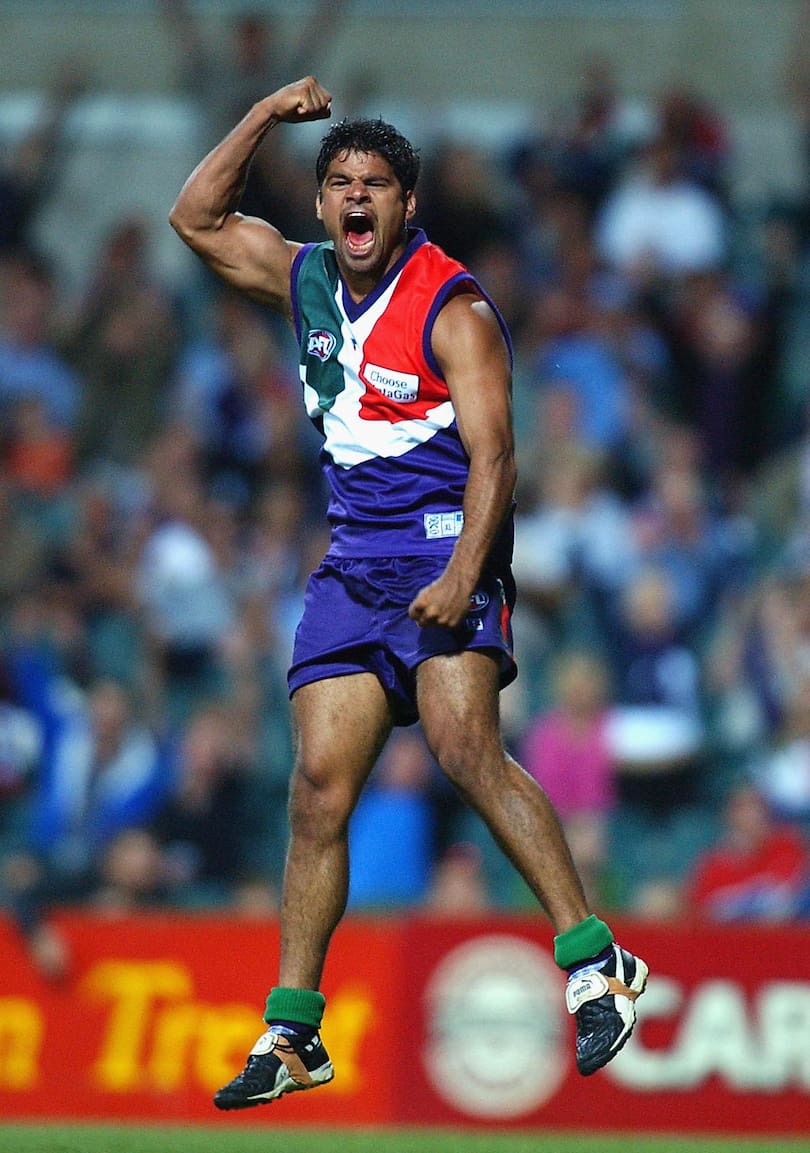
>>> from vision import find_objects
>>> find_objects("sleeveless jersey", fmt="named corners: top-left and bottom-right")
top-left (290, 227), bottom-right (514, 560)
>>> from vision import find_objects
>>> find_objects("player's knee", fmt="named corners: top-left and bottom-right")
top-left (434, 735), bottom-right (500, 797)
top-left (288, 760), bottom-right (355, 835)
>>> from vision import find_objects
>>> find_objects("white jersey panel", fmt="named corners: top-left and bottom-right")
top-left (299, 270), bottom-right (456, 469)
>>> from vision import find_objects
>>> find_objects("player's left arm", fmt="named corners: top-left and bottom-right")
top-left (408, 292), bottom-right (516, 629)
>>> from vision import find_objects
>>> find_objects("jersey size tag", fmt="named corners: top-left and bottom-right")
top-left (423, 511), bottom-right (464, 539)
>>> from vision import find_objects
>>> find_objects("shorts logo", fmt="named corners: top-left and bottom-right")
top-left (365, 362), bottom-right (419, 403)
top-left (468, 591), bottom-right (489, 611)
top-left (307, 329), bottom-right (337, 362)
top-left (424, 511), bottom-right (464, 540)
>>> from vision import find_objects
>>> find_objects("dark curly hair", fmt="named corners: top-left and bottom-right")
top-left (315, 118), bottom-right (421, 198)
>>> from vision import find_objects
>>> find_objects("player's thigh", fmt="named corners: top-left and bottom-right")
top-left (291, 672), bottom-right (394, 797)
top-left (416, 649), bottom-right (503, 769)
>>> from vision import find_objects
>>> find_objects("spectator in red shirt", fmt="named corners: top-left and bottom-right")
top-left (686, 783), bottom-right (810, 922)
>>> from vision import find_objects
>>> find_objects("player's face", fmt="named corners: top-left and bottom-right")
top-left (316, 149), bottom-right (416, 290)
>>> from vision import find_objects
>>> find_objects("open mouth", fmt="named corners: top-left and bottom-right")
top-left (342, 210), bottom-right (375, 256)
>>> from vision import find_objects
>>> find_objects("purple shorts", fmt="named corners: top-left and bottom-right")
top-left (288, 555), bottom-right (517, 725)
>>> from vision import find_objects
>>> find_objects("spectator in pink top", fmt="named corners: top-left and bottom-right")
top-left (521, 651), bottom-right (617, 904)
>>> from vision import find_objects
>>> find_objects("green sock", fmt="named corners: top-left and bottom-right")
top-left (264, 986), bottom-right (326, 1029)
top-left (553, 914), bottom-right (614, 971)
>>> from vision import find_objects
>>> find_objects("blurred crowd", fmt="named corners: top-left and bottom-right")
top-left (4, 5), bottom-right (810, 975)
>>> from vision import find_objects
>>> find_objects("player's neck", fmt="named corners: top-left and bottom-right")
top-left (338, 240), bottom-right (408, 303)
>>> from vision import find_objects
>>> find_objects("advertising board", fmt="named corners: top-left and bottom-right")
top-left (0, 913), bottom-right (807, 1135)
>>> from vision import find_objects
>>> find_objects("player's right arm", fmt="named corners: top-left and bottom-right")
top-left (169, 76), bottom-right (332, 317)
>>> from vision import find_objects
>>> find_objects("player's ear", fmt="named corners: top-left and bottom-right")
top-left (405, 190), bottom-right (416, 221)
top-left (315, 192), bottom-right (323, 221)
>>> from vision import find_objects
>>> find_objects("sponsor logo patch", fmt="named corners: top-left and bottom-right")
top-left (307, 329), bottom-right (337, 362)
top-left (468, 590), bottom-right (490, 611)
top-left (365, 362), bottom-right (420, 403)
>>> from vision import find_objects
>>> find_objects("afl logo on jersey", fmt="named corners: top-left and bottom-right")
top-left (307, 329), bottom-right (337, 362)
